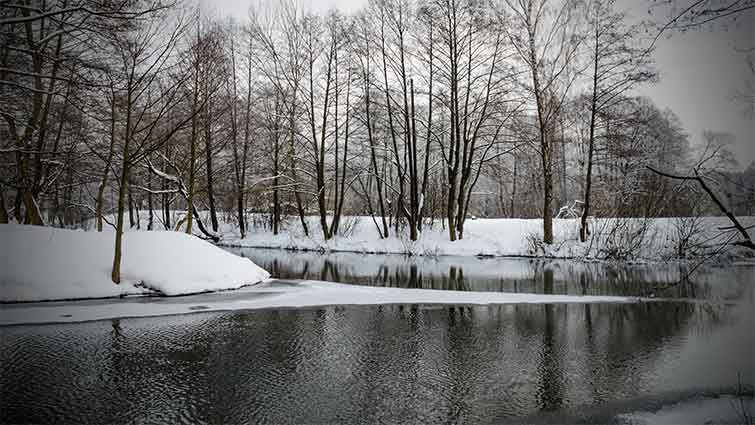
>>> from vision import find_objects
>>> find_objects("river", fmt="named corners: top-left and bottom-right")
top-left (1, 249), bottom-right (753, 424)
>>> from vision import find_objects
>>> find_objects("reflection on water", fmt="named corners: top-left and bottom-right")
top-left (1, 299), bottom-right (753, 424)
top-left (233, 248), bottom-right (753, 300)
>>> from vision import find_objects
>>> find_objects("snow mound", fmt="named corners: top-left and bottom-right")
top-left (0, 224), bottom-right (270, 302)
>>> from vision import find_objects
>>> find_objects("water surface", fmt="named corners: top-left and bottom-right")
top-left (2, 300), bottom-right (753, 424)
top-left (2, 249), bottom-right (753, 424)
top-left (235, 247), bottom-right (752, 300)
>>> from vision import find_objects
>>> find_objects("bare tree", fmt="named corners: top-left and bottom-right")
top-left (578, 0), bottom-right (657, 242)
top-left (1, 0), bottom-right (175, 226)
top-left (110, 9), bottom-right (193, 284)
top-left (248, 0), bottom-right (310, 236)
top-left (354, 11), bottom-right (390, 238)
top-left (504, 0), bottom-right (583, 244)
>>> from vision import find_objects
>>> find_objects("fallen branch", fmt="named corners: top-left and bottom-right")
top-left (144, 159), bottom-right (220, 243)
top-left (647, 165), bottom-right (755, 251)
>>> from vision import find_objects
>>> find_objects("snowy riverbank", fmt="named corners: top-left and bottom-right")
top-left (216, 215), bottom-right (755, 262)
top-left (0, 224), bottom-right (270, 302)
top-left (89, 211), bottom-right (755, 262)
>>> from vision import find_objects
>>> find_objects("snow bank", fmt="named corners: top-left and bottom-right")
top-left (94, 211), bottom-right (755, 262)
top-left (216, 215), bottom-right (755, 262)
top-left (617, 396), bottom-right (755, 425)
top-left (0, 279), bottom-right (638, 325)
top-left (0, 224), bottom-right (270, 302)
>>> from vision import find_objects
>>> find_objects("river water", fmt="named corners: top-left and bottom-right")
top-left (1, 249), bottom-right (753, 424)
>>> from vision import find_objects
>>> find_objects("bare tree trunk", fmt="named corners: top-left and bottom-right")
top-left (580, 26), bottom-right (600, 243)
top-left (147, 167), bottom-right (154, 231)
top-left (134, 193), bottom-right (141, 230)
top-left (0, 184), bottom-right (8, 224)
top-left (112, 81), bottom-right (133, 284)
top-left (332, 64), bottom-right (351, 236)
top-left (272, 102), bottom-right (281, 235)
top-left (580, 102), bottom-right (597, 242)
top-left (128, 181), bottom-right (135, 228)
top-left (379, 7), bottom-right (406, 236)
top-left (6, 15), bottom-right (46, 226)
top-left (13, 191), bottom-right (22, 223)
top-left (204, 90), bottom-right (218, 232)
top-left (163, 146), bottom-right (171, 230)
top-left (542, 143), bottom-right (554, 244)
top-left (96, 91), bottom-right (117, 232)
top-left (112, 164), bottom-right (128, 284)
top-left (511, 156), bottom-right (517, 217)
top-left (408, 78), bottom-right (419, 241)
top-left (308, 28), bottom-right (334, 240)
top-left (559, 119), bottom-right (568, 205)
top-left (31, 32), bottom-right (65, 197)
top-left (332, 42), bottom-right (341, 237)
top-left (529, 27), bottom-right (553, 244)
top-left (445, 7), bottom-right (463, 242)
top-left (289, 99), bottom-right (309, 237)
top-left (272, 143), bottom-right (280, 235)
top-left (361, 29), bottom-right (389, 238)
top-left (230, 35), bottom-right (248, 238)
top-left (453, 27), bottom-right (477, 241)
top-left (186, 34), bottom-right (201, 236)
top-left (419, 21), bottom-right (434, 235)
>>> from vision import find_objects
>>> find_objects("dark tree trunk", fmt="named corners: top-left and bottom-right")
top-left (128, 182), bottom-right (135, 229)
top-left (581, 30), bottom-right (600, 243)
top-left (204, 96), bottom-right (218, 232)
top-left (147, 170), bottom-right (154, 231)
top-left (272, 138), bottom-right (280, 235)
top-left (0, 185), bottom-right (8, 224)
top-left (511, 157), bottom-right (517, 218)
top-left (112, 165), bottom-right (128, 284)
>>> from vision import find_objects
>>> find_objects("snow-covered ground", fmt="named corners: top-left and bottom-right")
top-left (216, 215), bottom-right (754, 262)
top-left (0, 224), bottom-right (269, 302)
top-left (0, 279), bottom-right (640, 325)
top-left (618, 395), bottom-right (755, 425)
top-left (90, 211), bottom-right (754, 262)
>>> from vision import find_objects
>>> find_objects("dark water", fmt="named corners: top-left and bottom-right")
top-left (1, 250), bottom-right (753, 424)
top-left (234, 247), bottom-right (753, 300)
top-left (2, 302), bottom-right (753, 424)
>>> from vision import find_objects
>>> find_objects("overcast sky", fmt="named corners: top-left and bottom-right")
top-left (205, 0), bottom-right (754, 169)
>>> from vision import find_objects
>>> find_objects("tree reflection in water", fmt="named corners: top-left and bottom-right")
top-left (236, 247), bottom-right (751, 300)
top-left (3, 293), bottom-right (749, 424)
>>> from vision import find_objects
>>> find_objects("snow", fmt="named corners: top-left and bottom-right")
top-left (0, 279), bottom-right (639, 325)
top-left (92, 211), bottom-right (755, 262)
top-left (215, 215), bottom-right (755, 262)
top-left (0, 224), bottom-right (270, 302)
top-left (618, 396), bottom-right (755, 425)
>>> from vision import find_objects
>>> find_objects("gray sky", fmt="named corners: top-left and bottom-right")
top-left (206, 0), bottom-right (755, 169)
top-left (620, 0), bottom-right (755, 170)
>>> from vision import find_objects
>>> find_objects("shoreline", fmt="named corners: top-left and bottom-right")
top-left (217, 240), bottom-right (755, 266)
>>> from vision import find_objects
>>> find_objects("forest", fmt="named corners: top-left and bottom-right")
top-left (2, 0), bottom-right (754, 268)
